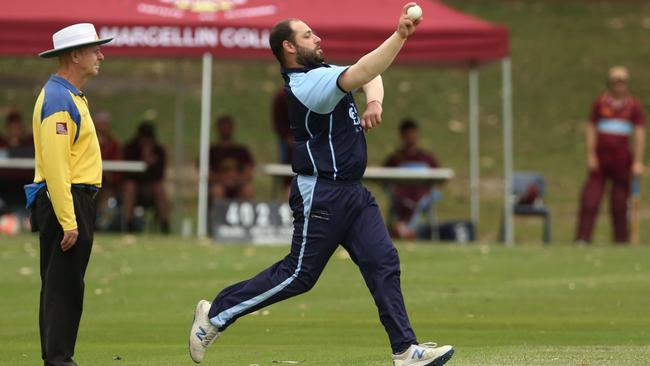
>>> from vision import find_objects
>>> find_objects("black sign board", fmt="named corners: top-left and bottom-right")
top-left (211, 200), bottom-right (293, 244)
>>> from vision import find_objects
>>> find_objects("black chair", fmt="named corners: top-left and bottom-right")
top-left (500, 172), bottom-right (551, 244)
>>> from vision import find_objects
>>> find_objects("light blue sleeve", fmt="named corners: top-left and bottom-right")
top-left (289, 65), bottom-right (349, 114)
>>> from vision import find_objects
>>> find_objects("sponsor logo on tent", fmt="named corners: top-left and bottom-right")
top-left (100, 26), bottom-right (271, 49)
top-left (137, 0), bottom-right (277, 20)
top-left (99, 0), bottom-right (275, 49)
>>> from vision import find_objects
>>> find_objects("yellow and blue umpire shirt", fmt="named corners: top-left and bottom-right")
top-left (31, 74), bottom-right (102, 231)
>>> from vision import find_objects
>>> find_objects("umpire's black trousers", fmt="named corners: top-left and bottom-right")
top-left (34, 187), bottom-right (96, 366)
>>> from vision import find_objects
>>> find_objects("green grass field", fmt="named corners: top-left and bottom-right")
top-left (1, 234), bottom-right (649, 365)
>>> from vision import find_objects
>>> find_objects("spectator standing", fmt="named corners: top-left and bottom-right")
top-left (576, 66), bottom-right (646, 244)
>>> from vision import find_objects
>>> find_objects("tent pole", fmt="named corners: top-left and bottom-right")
top-left (173, 60), bottom-right (185, 234)
top-left (197, 53), bottom-right (213, 237)
top-left (469, 67), bottom-right (480, 227)
top-left (502, 58), bottom-right (514, 245)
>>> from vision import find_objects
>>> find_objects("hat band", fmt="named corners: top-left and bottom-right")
top-left (54, 32), bottom-right (100, 50)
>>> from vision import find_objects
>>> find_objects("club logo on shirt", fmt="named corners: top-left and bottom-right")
top-left (349, 103), bottom-right (362, 132)
top-left (56, 122), bottom-right (68, 135)
top-left (601, 106), bottom-right (612, 117)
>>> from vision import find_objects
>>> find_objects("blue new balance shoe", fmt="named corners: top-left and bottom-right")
top-left (392, 342), bottom-right (454, 366)
top-left (189, 300), bottom-right (220, 363)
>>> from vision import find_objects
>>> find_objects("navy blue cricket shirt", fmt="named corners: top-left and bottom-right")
top-left (282, 64), bottom-right (368, 182)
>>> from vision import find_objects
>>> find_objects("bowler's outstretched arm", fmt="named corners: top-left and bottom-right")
top-left (339, 3), bottom-right (421, 92)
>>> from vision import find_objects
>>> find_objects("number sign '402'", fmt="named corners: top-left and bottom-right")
top-left (212, 201), bottom-right (293, 245)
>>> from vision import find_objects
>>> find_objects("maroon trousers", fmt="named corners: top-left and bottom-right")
top-left (576, 148), bottom-right (632, 243)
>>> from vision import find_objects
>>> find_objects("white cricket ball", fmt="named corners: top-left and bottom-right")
top-left (407, 4), bottom-right (422, 21)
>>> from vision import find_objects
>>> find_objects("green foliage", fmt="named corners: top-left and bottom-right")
top-left (1, 234), bottom-right (649, 365)
top-left (2, 1), bottom-right (650, 242)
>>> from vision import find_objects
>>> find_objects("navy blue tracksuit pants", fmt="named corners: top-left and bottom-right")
top-left (208, 175), bottom-right (417, 353)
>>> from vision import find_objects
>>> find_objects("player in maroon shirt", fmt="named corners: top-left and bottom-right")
top-left (576, 66), bottom-right (646, 243)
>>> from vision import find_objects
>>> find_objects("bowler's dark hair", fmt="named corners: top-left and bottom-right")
top-left (399, 118), bottom-right (418, 134)
top-left (269, 18), bottom-right (299, 66)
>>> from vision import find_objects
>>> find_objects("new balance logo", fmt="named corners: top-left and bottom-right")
top-left (412, 349), bottom-right (425, 359)
top-left (195, 326), bottom-right (207, 341)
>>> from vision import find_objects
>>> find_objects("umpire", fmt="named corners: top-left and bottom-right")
top-left (26, 23), bottom-right (112, 366)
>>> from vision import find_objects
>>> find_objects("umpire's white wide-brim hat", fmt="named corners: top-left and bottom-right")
top-left (39, 23), bottom-right (113, 58)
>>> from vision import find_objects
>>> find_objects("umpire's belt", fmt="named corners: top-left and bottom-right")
top-left (24, 182), bottom-right (99, 208)
top-left (71, 184), bottom-right (100, 199)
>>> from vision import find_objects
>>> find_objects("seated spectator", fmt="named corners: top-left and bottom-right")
top-left (209, 115), bottom-right (255, 200)
top-left (0, 109), bottom-right (34, 208)
top-left (384, 118), bottom-right (441, 239)
top-left (94, 111), bottom-right (123, 230)
top-left (122, 122), bottom-right (170, 233)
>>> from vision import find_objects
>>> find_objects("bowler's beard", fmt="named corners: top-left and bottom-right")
top-left (296, 44), bottom-right (324, 67)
